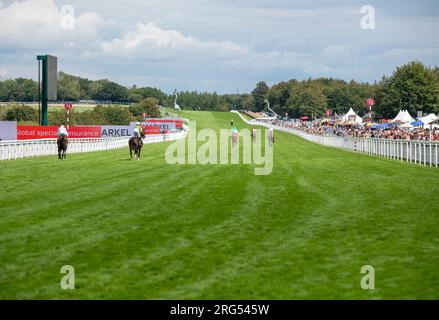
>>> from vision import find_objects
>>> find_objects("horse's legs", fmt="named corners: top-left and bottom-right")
top-left (58, 147), bottom-right (61, 159)
top-left (129, 146), bottom-right (133, 159)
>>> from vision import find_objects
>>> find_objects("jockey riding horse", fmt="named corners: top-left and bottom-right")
top-left (57, 125), bottom-right (68, 159)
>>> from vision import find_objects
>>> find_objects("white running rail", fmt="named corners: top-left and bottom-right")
top-left (0, 124), bottom-right (189, 161)
top-left (232, 110), bottom-right (439, 167)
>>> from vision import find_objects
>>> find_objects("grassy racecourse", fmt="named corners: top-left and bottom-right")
top-left (0, 110), bottom-right (438, 299)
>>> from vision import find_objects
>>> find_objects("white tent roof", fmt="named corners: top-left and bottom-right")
top-left (400, 110), bottom-right (415, 123)
top-left (393, 110), bottom-right (404, 122)
top-left (342, 108), bottom-right (363, 124)
top-left (419, 113), bottom-right (437, 125)
top-left (393, 110), bottom-right (414, 123)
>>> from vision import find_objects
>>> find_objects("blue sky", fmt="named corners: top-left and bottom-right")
top-left (0, 0), bottom-right (438, 93)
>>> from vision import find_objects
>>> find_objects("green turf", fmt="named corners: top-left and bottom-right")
top-left (0, 111), bottom-right (438, 299)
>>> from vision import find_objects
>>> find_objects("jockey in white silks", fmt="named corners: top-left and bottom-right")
top-left (57, 125), bottom-right (68, 138)
top-left (133, 127), bottom-right (140, 138)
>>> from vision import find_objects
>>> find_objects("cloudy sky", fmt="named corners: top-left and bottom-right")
top-left (0, 0), bottom-right (438, 93)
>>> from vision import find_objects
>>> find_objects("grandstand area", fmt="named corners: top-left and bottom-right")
top-left (0, 110), bottom-right (438, 299)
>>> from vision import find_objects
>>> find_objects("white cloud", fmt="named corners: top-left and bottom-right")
top-left (0, 0), bottom-right (438, 92)
top-left (101, 22), bottom-right (249, 60)
top-left (0, 0), bottom-right (106, 50)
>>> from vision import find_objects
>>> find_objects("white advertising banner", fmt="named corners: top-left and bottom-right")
top-left (0, 121), bottom-right (17, 141)
top-left (101, 125), bottom-right (133, 137)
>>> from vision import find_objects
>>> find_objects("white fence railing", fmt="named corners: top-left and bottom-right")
top-left (0, 125), bottom-right (188, 161)
top-left (232, 110), bottom-right (439, 167)
top-left (276, 127), bottom-right (439, 167)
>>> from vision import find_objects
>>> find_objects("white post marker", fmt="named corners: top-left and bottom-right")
top-left (64, 102), bottom-right (73, 129)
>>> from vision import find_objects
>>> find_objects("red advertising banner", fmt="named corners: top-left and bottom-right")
top-left (17, 126), bottom-right (102, 140)
top-left (69, 126), bottom-right (101, 138)
top-left (144, 118), bottom-right (183, 128)
top-left (143, 126), bottom-right (161, 134)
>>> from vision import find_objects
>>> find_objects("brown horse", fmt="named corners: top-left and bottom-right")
top-left (57, 136), bottom-right (68, 159)
top-left (129, 136), bottom-right (143, 160)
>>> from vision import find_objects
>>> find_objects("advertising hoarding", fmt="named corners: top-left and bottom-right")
top-left (17, 126), bottom-right (101, 140)
top-left (0, 121), bottom-right (17, 141)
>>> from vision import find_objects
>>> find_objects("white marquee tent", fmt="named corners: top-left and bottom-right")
top-left (393, 110), bottom-right (404, 122)
top-left (419, 113), bottom-right (438, 125)
top-left (392, 110), bottom-right (414, 123)
top-left (341, 108), bottom-right (363, 124)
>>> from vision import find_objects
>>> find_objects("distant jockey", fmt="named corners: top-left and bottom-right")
top-left (231, 126), bottom-right (238, 147)
top-left (268, 127), bottom-right (274, 146)
top-left (57, 125), bottom-right (68, 138)
top-left (135, 122), bottom-right (144, 136)
top-left (252, 127), bottom-right (256, 141)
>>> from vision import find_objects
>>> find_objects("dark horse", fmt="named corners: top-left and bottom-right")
top-left (57, 136), bottom-right (68, 159)
top-left (129, 136), bottom-right (143, 160)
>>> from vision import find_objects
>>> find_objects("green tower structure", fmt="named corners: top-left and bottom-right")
top-left (37, 55), bottom-right (57, 125)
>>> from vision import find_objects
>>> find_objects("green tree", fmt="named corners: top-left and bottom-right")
top-left (2, 80), bottom-right (22, 101)
top-left (251, 81), bottom-right (269, 111)
top-left (268, 81), bottom-right (293, 114)
top-left (15, 78), bottom-right (38, 101)
top-left (286, 84), bottom-right (326, 118)
top-left (49, 109), bottom-right (70, 125)
top-left (375, 61), bottom-right (439, 117)
top-left (0, 81), bottom-right (5, 101)
top-left (128, 86), bottom-right (168, 104)
top-left (4, 104), bottom-right (39, 122)
top-left (129, 98), bottom-right (161, 120)
top-left (90, 80), bottom-right (129, 102)
top-left (100, 105), bottom-right (134, 124)
top-left (57, 72), bottom-right (81, 101)
top-left (240, 94), bottom-right (255, 111)
top-left (325, 86), bottom-right (358, 115)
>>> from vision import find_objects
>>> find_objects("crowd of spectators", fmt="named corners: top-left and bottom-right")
top-left (255, 118), bottom-right (439, 142)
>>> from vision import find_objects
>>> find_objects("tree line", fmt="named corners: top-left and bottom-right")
top-left (250, 61), bottom-right (439, 118)
top-left (2, 98), bottom-right (161, 126)
top-left (1, 61), bottom-right (438, 119)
